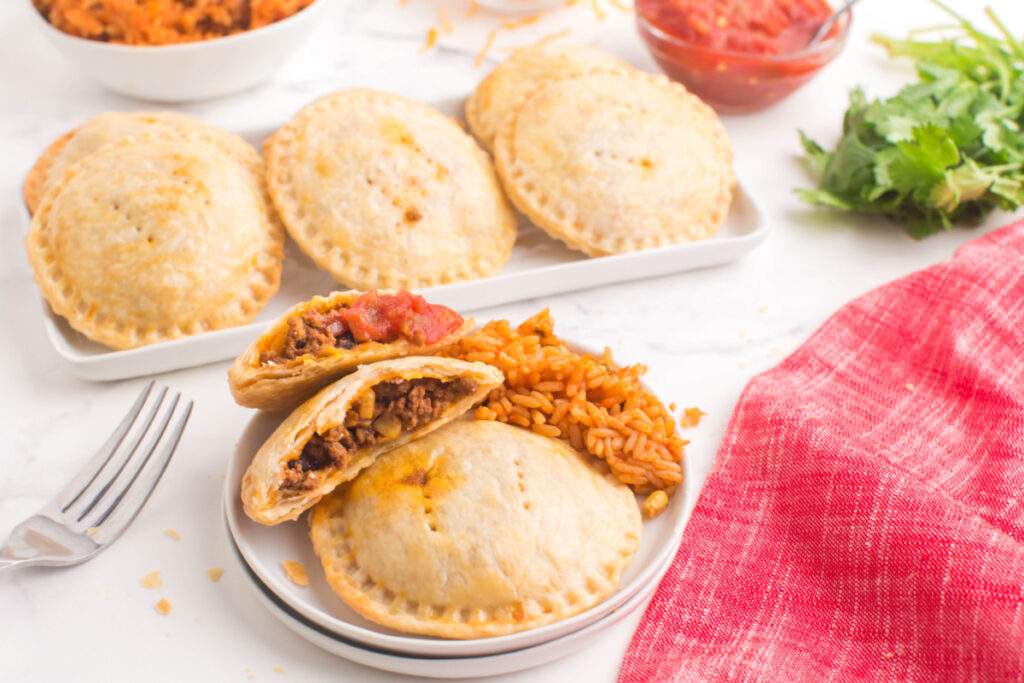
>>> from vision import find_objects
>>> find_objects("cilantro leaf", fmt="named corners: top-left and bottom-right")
top-left (796, 1), bottom-right (1024, 238)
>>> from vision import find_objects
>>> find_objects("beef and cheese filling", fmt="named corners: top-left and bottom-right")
top-left (261, 291), bottom-right (464, 365)
top-left (281, 377), bottom-right (477, 491)
top-left (267, 308), bottom-right (356, 363)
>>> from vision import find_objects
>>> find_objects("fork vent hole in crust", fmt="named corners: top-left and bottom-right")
top-left (308, 421), bottom-right (643, 638)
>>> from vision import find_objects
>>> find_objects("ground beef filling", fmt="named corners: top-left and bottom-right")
top-left (262, 309), bottom-right (356, 364)
top-left (281, 377), bottom-right (477, 491)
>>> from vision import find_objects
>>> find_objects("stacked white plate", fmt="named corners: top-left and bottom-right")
top-left (223, 363), bottom-right (693, 678)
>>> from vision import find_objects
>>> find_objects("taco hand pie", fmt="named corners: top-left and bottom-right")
top-left (241, 356), bottom-right (503, 525)
top-left (25, 133), bottom-right (283, 350)
top-left (23, 110), bottom-right (261, 214)
top-left (264, 89), bottom-right (517, 291)
top-left (465, 43), bottom-right (631, 154)
top-left (309, 420), bottom-right (642, 639)
top-left (228, 290), bottom-right (474, 412)
top-left (494, 71), bottom-right (734, 256)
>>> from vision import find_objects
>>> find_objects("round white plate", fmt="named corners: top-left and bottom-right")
top-left (224, 343), bottom-right (692, 658)
top-left (227, 521), bottom-right (662, 679)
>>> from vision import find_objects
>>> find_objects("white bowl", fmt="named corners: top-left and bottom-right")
top-left (227, 520), bottom-right (660, 679)
top-left (28, 0), bottom-right (328, 102)
top-left (223, 341), bottom-right (693, 658)
top-left (474, 0), bottom-right (565, 13)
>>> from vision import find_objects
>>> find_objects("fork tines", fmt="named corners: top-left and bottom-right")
top-left (50, 381), bottom-right (193, 541)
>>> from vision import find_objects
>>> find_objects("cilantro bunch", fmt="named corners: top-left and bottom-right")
top-left (797, 1), bottom-right (1024, 238)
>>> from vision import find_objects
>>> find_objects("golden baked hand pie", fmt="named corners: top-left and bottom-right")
top-left (25, 133), bottom-right (284, 350)
top-left (23, 111), bottom-right (260, 214)
top-left (309, 420), bottom-right (642, 639)
top-left (23, 129), bottom-right (76, 216)
top-left (241, 357), bottom-right (503, 525)
top-left (228, 290), bottom-right (474, 412)
top-left (264, 89), bottom-right (517, 290)
top-left (495, 71), bottom-right (735, 256)
top-left (465, 43), bottom-right (631, 153)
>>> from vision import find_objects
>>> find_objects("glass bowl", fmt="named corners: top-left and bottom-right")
top-left (636, 8), bottom-right (852, 114)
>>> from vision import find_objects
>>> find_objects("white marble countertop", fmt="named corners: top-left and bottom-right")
top-left (2, 1), bottom-right (1021, 681)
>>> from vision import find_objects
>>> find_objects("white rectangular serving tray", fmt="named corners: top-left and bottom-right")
top-left (29, 119), bottom-right (767, 381)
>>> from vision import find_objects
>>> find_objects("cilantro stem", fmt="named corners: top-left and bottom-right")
top-left (907, 23), bottom-right (960, 37)
top-left (986, 163), bottom-right (1024, 173)
top-left (984, 7), bottom-right (1024, 62)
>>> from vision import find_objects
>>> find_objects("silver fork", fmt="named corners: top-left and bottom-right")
top-left (0, 382), bottom-right (193, 572)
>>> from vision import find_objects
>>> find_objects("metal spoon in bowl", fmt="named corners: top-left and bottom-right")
top-left (808, 0), bottom-right (863, 47)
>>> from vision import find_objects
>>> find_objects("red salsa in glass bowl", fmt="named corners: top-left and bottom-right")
top-left (637, 0), bottom-right (850, 113)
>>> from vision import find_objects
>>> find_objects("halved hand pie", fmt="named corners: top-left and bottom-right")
top-left (309, 420), bottom-right (642, 639)
top-left (228, 290), bottom-right (474, 412)
top-left (241, 357), bottom-right (503, 525)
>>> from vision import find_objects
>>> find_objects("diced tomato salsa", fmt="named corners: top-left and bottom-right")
top-left (638, 0), bottom-right (833, 55)
top-left (342, 291), bottom-right (463, 346)
top-left (637, 0), bottom-right (845, 112)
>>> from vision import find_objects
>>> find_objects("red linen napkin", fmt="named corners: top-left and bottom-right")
top-left (620, 220), bottom-right (1024, 682)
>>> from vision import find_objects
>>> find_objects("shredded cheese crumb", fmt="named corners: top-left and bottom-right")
top-left (282, 560), bottom-right (310, 587)
top-left (154, 598), bottom-right (172, 615)
top-left (206, 567), bottom-right (225, 583)
top-left (85, 527), bottom-right (99, 537)
top-left (273, 666), bottom-right (286, 674)
top-left (533, 29), bottom-right (571, 46)
top-left (475, 28), bottom-right (500, 68)
top-left (437, 8), bottom-right (453, 33)
top-left (423, 27), bottom-right (438, 52)
top-left (163, 528), bottom-right (181, 541)
top-left (139, 571), bottom-right (163, 589)
top-left (502, 14), bottom-right (542, 30)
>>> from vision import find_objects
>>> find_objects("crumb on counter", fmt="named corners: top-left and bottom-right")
top-left (282, 560), bottom-right (310, 587)
top-left (207, 567), bottom-right (225, 583)
top-left (139, 571), bottom-right (163, 589)
top-left (680, 407), bottom-right (705, 429)
top-left (423, 27), bottom-right (439, 52)
top-left (163, 528), bottom-right (182, 541)
top-left (154, 597), bottom-right (172, 615)
top-left (273, 665), bottom-right (286, 674)
top-left (642, 490), bottom-right (670, 518)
